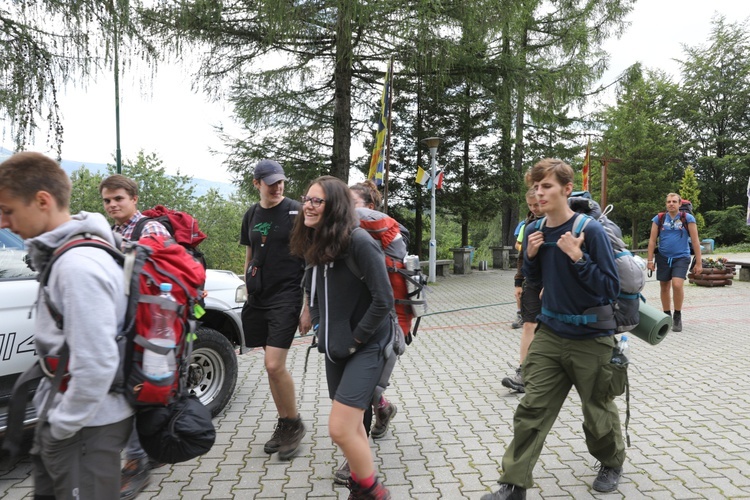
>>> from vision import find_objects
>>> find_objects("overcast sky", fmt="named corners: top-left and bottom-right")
top-left (3, 0), bottom-right (750, 184)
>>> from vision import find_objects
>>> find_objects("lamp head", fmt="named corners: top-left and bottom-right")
top-left (421, 137), bottom-right (441, 149)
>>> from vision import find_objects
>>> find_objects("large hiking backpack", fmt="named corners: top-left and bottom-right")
top-left (353, 208), bottom-right (427, 345)
top-left (535, 197), bottom-right (646, 332)
top-left (133, 205), bottom-right (208, 268)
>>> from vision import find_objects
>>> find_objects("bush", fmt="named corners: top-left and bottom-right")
top-left (702, 206), bottom-right (750, 247)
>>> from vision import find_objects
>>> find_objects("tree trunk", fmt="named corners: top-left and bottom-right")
top-left (331, 1), bottom-right (352, 182)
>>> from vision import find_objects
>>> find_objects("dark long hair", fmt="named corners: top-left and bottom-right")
top-left (290, 176), bottom-right (358, 265)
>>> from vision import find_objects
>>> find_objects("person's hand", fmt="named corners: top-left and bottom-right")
top-left (647, 261), bottom-right (655, 272)
top-left (514, 286), bottom-right (522, 301)
top-left (299, 306), bottom-right (312, 335)
top-left (526, 231), bottom-right (544, 259)
top-left (692, 261), bottom-right (703, 275)
top-left (557, 230), bottom-right (585, 262)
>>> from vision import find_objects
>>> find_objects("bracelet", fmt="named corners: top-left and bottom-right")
top-left (648, 260), bottom-right (654, 263)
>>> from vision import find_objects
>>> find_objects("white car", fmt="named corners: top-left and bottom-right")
top-left (0, 228), bottom-right (245, 438)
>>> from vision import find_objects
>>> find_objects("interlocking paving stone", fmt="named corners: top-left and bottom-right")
top-left (5, 257), bottom-right (750, 498)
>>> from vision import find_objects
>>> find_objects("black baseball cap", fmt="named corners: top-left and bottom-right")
top-left (254, 159), bottom-right (287, 185)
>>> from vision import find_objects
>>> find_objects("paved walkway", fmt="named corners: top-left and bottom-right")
top-left (3, 254), bottom-right (750, 499)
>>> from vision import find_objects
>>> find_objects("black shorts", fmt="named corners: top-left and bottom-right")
top-left (241, 302), bottom-right (301, 349)
top-left (521, 281), bottom-right (542, 324)
top-left (325, 334), bottom-right (389, 410)
top-left (655, 254), bottom-right (690, 282)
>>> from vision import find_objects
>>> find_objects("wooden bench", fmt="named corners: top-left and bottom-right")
top-left (725, 260), bottom-right (750, 281)
top-left (419, 259), bottom-right (452, 277)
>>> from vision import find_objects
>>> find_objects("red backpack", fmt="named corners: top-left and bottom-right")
top-left (133, 205), bottom-right (208, 268)
top-left (40, 234), bottom-right (207, 407)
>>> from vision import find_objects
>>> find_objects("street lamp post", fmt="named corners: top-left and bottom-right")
top-left (421, 137), bottom-right (441, 283)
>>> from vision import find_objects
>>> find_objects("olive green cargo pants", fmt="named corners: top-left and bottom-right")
top-left (500, 325), bottom-right (626, 488)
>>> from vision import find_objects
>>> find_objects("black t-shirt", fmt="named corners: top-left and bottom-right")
top-left (240, 197), bottom-right (304, 308)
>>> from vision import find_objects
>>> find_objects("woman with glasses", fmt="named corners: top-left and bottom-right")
top-left (291, 176), bottom-right (394, 500)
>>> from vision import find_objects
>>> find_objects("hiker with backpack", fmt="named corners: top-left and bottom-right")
top-left (100, 174), bottom-right (173, 499)
top-left (291, 176), bottom-right (395, 500)
top-left (483, 159), bottom-right (626, 500)
top-left (502, 187), bottom-right (543, 394)
top-left (324, 180), bottom-right (402, 485)
top-left (240, 160), bottom-right (309, 460)
top-left (646, 193), bottom-right (703, 332)
top-left (0, 153), bottom-right (133, 499)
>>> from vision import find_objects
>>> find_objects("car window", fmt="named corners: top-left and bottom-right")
top-left (0, 228), bottom-right (36, 279)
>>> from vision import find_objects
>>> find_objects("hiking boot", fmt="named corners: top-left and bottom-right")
top-left (120, 457), bottom-right (151, 500)
top-left (480, 483), bottom-right (526, 500)
top-left (501, 365), bottom-right (525, 393)
top-left (511, 312), bottom-right (523, 329)
top-left (277, 416), bottom-right (306, 460)
top-left (347, 477), bottom-right (391, 500)
top-left (333, 460), bottom-right (351, 485)
top-left (371, 402), bottom-right (397, 439)
top-left (672, 313), bottom-right (682, 332)
top-left (592, 464), bottom-right (622, 493)
top-left (264, 418), bottom-right (287, 454)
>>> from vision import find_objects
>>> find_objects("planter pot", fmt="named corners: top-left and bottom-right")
top-left (689, 267), bottom-right (735, 286)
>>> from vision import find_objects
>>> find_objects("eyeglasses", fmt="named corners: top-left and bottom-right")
top-left (301, 195), bottom-right (326, 208)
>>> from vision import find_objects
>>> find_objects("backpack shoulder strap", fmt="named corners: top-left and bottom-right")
top-left (533, 216), bottom-right (547, 231)
top-left (40, 235), bottom-right (123, 329)
top-left (343, 227), bottom-right (366, 280)
top-left (656, 212), bottom-right (666, 231)
top-left (131, 216), bottom-right (153, 242)
top-left (571, 213), bottom-right (593, 238)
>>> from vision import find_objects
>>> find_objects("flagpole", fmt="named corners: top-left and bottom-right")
top-left (382, 58), bottom-right (394, 212)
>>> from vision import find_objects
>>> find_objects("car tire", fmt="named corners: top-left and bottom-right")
top-left (188, 326), bottom-right (238, 417)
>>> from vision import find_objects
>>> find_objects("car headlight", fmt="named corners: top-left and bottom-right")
top-left (235, 284), bottom-right (248, 303)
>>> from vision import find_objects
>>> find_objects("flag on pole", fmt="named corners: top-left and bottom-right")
top-left (435, 170), bottom-right (444, 190)
top-left (426, 169), bottom-right (443, 190)
top-left (416, 166), bottom-right (428, 185)
top-left (367, 68), bottom-right (390, 186)
top-left (582, 138), bottom-right (591, 192)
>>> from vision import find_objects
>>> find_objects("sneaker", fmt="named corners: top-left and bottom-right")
top-left (592, 464), bottom-right (622, 492)
top-left (264, 418), bottom-right (286, 454)
top-left (347, 477), bottom-right (391, 500)
top-left (480, 483), bottom-right (526, 500)
top-left (147, 457), bottom-right (166, 470)
top-left (672, 314), bottom-right (682, 332)
top-left (511, 312), bottom-right (523, 329)
top-left (371, 403), bottom-right (397, 439)
top-left (277, 416), bottom-right (306, 460)
top-left (120, 457), bottom-right (151, 500)
top-left (333, 460), bottom-right (351, 485)
top-left (501, 365), bottom-right (525, 393)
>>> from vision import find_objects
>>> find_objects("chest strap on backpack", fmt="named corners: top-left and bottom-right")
top-left (542, 304), bottom-right (617, 330)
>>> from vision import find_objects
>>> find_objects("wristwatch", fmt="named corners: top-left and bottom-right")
top-left (574, 255), bottom-right (586, 265)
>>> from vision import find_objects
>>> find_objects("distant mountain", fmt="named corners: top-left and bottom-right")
top-left (0, 147), bottom-right (237, 198)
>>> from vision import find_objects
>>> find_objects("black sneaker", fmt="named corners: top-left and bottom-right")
top-left (480, 483), bottom-right (526, 500)
top-left (264, 418), bottom-right (286, 454)
top-left (511, 313), bottom-right (523, 329)
top-left (120, 457), bottom-right (151, 500)
top-left (278, 416), bottom-right (306, 460)
top-left (672, 314), bottom-right (682, 332)
top-left (371, 402), bottom-right (397, 439)
top-left (333, 459), bottom-right (351, 485)
top-left (592, 464), bottom-right (622, 492)
top-left (501, 365), bottom-right (525, 393)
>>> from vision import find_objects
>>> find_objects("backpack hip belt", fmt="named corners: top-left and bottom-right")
top-left (542, 304), bottom-right (617, 330)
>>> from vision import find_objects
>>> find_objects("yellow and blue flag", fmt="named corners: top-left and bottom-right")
top-left (368, 68), bottom-right (390, 186)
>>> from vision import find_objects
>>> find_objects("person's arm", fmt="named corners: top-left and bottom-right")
top-left (47, 252), bottom-right (123, 440)
top-left (688, 221), bottom-right (703, 275)
top-left (350, 233), bottom-right (394, 344)
top-left (299, 300), bottom-right (312, 335)
top-left (244, 246), bottom-right (252, 275)
top-left (647, 220), bottom-right (659, 273)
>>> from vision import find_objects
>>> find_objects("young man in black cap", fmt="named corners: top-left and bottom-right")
top-left (240, 159), bottom-right (310, 459)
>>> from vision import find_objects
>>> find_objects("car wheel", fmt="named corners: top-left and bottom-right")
top-left (187, 326), bottom-right (238, 417)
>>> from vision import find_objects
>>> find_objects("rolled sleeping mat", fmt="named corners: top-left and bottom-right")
top-left (630, 300), bottom-right (672, 345)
